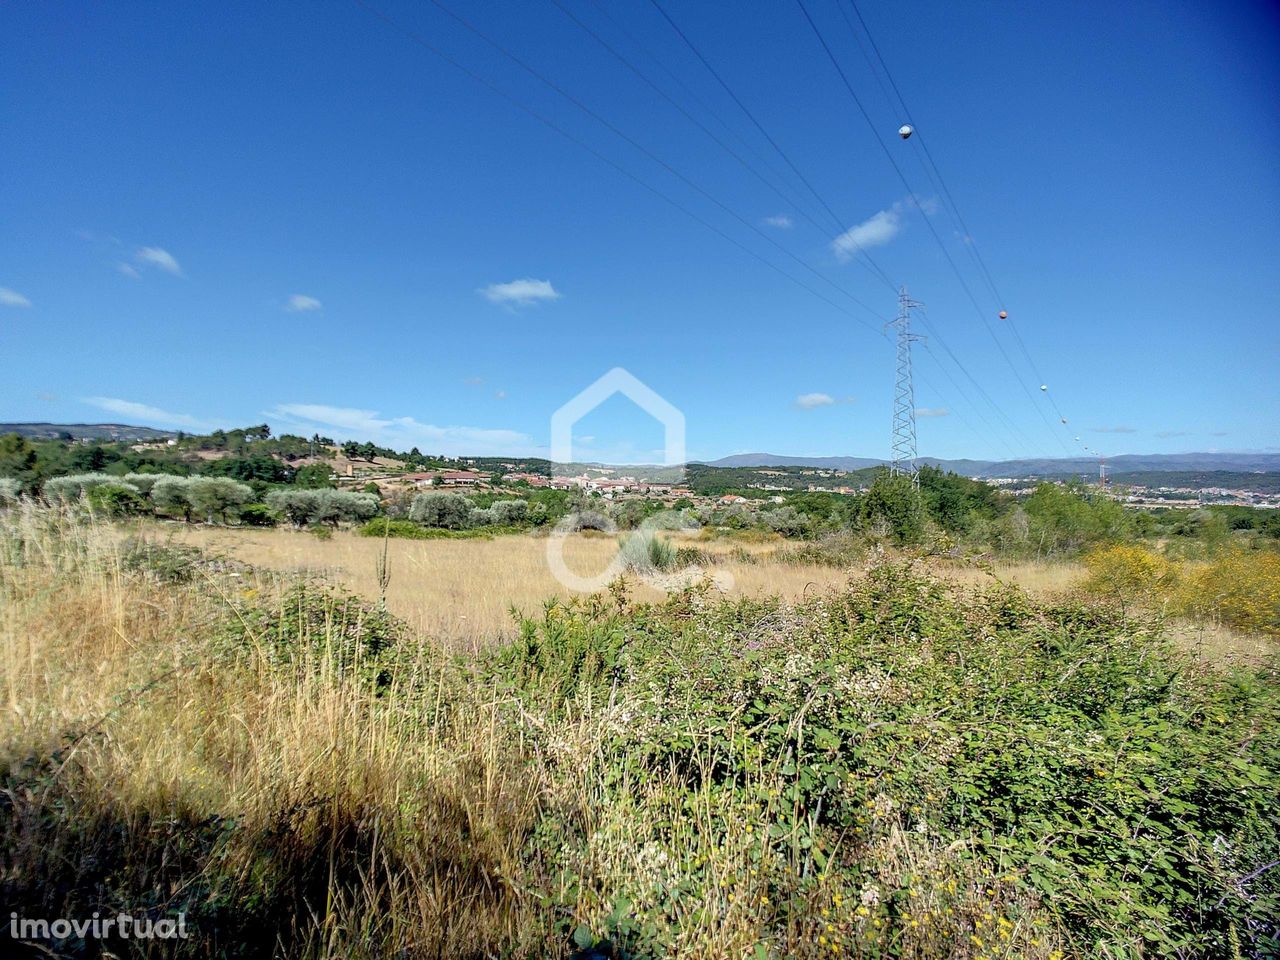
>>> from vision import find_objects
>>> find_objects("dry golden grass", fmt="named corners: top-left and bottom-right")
top-left (111, 521), bottom-right (1276, 664)
top-left (146, 523), bottom-right (852, 650)
top-left (126, 523), bottom-right (1131, 653)
top-left (929, 558), bottom-right (1085, 595)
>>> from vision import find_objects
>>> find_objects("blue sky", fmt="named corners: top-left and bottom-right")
top-left (2, 0), bottom-right (1277, 463)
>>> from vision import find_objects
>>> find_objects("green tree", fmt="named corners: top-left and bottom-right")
top-left (294, 463), bottom-right (335, 489)
top-left (186, 477), bottom-right (252, 524)
top-left (1023, 482), bottom-right (1129, 555)
top-left (0, 434), bottom-right (40, 492)
top-left (87, 482), bottom-right (146, 518)
top-left (151, 476), bottom-right (195, 522)
top-left (409, 492), bottom-right (472, 529)
top-left (861, 473), bottom-right (927, 544)
top-left (917, 465), bottom-right (1003, 533)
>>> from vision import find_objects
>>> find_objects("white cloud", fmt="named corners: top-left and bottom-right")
top-left (832, 208), bottom-right (901, 260)
top-left (83, 396), bottom-right (212, 430)
top-left (478, 277), bottom-right (560, 307)
top-left (495, 390), bottom-right (508, 400)
top-left (285, 294), bottom-right (322, 312)
top-left (1091, 425), bottom-right (1137, 434)
top-left (0, 287), bottom-right (32, 308)
top-left (117, 262), bottom-right (141, 279)
top-left (1155, 430), bottom-right (1190, 439)
top-left (268, 403), bottom-right (536, 457)
top-left (135, 246), bottom-right (183, 276)
top-left (831, 196), bottom-right (940, 261)
top-left (915, 407), bottom-right (949, 417)
top-left (795, 392), bottom-right (836, 409)
top-left (763, 214), bottom-right (793, 229)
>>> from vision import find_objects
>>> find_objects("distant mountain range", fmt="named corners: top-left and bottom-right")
top-left (707, 452), bottom-right (1280, 478)
top-left (0, 422), bottom-right (177, 441)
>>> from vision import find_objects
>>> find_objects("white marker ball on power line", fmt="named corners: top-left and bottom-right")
top-left (898, 124), bottom-right (914, 140)
top-left (998, 310), bottom-right (1008, 320)
top-left (1040, 384), bottom-right (1048, 391)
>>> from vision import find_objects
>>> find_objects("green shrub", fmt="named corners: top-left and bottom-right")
top-left (783, 532), bottom-right (867, 567)
top-left (237, 502), bottom-right (278, 526)
top-left (86, 482), bottom-right (146, 517)
top-left (673, 545), bottom-right (712, 568)
top-left (618, 531), bottom-right (677, 573)
top-left (492, 561), bottom-right (1280, 957)
top-left (119, 538), bottom-right (212, 584)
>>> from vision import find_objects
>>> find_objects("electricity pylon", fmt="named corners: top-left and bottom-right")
top-left (889, 286), bottom-right (925, 487)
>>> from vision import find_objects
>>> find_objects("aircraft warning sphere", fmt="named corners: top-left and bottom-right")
top-left (898, 124), bottom-right (914, 140)
top-left (1040, 384), bottom-right (1048, 391)
top-left (998, 310), bottom-right (1008, 319)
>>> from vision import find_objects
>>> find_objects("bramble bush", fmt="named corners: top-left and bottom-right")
top-left (493, 561), bottom-right (1280, 958)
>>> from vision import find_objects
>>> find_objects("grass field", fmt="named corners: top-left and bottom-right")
top-left (151, 522), bottom-right (1089, 651)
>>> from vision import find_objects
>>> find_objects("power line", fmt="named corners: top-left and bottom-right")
top-left (793, 0), bottom-right (1072, 455)
top-left (645, 0), bottom-right (896, 289)
top-left (350, 0), bottom-right (894, 342)
top-left (419, 0), bottom-right (891, 324)
top-left (583, 0), bottom-right (807, 212)
top-left (547, 0), bottom-right (892, 293)
top-left (839, 0), bottom-right (1083, 451)
top-left (354, 0), bottom-right (1059, 462)
top-left (913, 306), bottom-right (1050, 456)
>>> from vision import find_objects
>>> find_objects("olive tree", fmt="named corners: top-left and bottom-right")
top-left (409, 492), bottom-right (472, 529)
top-left (122, 472), bottom-right (171, 496)
top-left (151, 476), bottom-right (195, 522)
top-left (311, 489), bottom-right (379, 526)
top-left (489, 499), bottom-right (528, 525)
top-left (266, 489), bottom-right (320, 527)
top-left (266, 489), bottom-right (378, 527)
top-left (87, 483), bottom-right (147, 517)
top-left (186, 477), bottom-right (252, 524)
top-left (43, 473), bottom-right (130, 502)
top-left (759, 506), bottom-right (812, 538)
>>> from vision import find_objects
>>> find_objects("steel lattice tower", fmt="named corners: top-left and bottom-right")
top-left (889, 286), bottom-right (924, 486)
